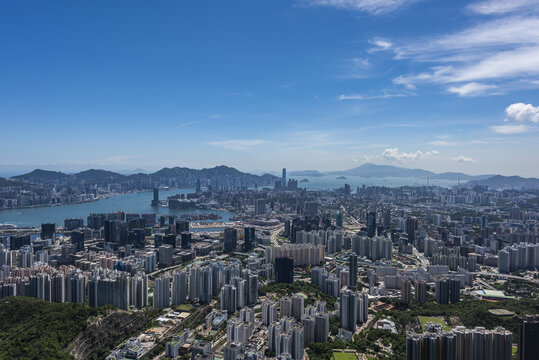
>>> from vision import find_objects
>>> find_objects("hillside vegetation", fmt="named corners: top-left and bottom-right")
top-left (0, 297), bottom-right (107, 359)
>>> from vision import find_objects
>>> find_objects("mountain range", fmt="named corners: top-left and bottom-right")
top-left (289, 164), bottom-right (539, 189)
top-left (10, 166), bottom-right (278, 187)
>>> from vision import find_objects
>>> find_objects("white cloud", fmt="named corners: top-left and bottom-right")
top-left (208, 139), bottom-right (266, 150)
top-left (505, 102), bottom-right (539, 123)
top-left (339, 90), bottom-right (410, 100)
top-left (447, 82), bottom-right (498, 97)
top-left (428, 140), bottom-right (457, 146)
top-left (387, 15), bottom-right (539, 95)
top-left (306, 0), bottom-right (419, 15)
top-left (382, 147), bottom-right (437, 161)
top-left (368, 38), bottom-right (393, 52)
top-left (452, 155), bottom-right (474, 163)
top-left (468, 0), bottom-right (539, 15)
top-left (177, 121), bottom-right (199, 128)
top-left (491, 124), bottom-right (529, 134)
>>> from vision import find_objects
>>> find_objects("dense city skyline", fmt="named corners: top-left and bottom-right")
top-left (2, 1), bottom-right (539, 176)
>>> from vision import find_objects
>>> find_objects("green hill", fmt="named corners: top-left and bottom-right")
top-left (0, 297), bottom-right (106, 359)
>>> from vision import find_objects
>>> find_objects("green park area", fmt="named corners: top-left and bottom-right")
top-left (332, 351), bottom-right (358, 360)
top-left (417, 316), bottom-right (451, 331)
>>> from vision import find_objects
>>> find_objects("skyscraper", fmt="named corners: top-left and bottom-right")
top-left (282, 168), bottom-right (287, 187)
top-left (152, 188), bottom-right (159, 206)
top-left (244, 227), bottom-right (256, 252)
top-left (401, 278), bottom-right (412, 305)
top-left (224, 228), bottom-right (238, 253)
top-left (518, 315), bottom-right (539, 360)
top-left (367, 212), bottom-right (376, 238)
top-left (340, 289), bottom-right (358, 332)
top-left (406, 217), bottom-right (418, 244)
top-left (275, 256), bottom-right (294, 284)
top-left (349, 253), bottom-right (358, 290)
top-left (71, 230), bottom-right (85, 252)
top-left (414, 280), bottom-right (426, 304)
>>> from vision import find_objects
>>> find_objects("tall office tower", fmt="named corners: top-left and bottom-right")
top-left (262, 299), bottom-right (278, 326)
top-left (282, 168), bottom-right (287, 186)
top-left (175, 220), bottom-right (190, 234)
top-left (314, 312), bottom-right (329, 343)
top-left (255, 199), bottom-right (266, 215)
top-left (340, 289), bottom-right (358, 332)
top-left (305, 202), bottom-right (319, 217)
top-left (172, 271), bottom-right (188, 305)
top-left (199, 267), bottom-right (213, 303)
top-left (104, 220), bottom-right (118, 243)
top-left (275, 256), bottom-right (294, 283)
top-left (449, 279), bottom-right (461, 304)
top-left (151, 188), bottom-right (159, 206)
top-left (41, 223), bottom-right (56, 241)
top-left (291, 294), bottom-right (304, 321)
top-left (181, 232), bottom-right (192, 249)
top-left (280, 296), bottom-right (293, 318)
top-left (435, 279), bottom-right (450, 305)
top-left (154, 277), bottom-right (171, 309)
top-left (414, 280), bottom-right (426, 304)
top-left (71, 230), bottom-right (85, 252)
top-left (367, 212), bottom-right (376, 238)
top-left (220, 284), bottom-right (237, 314)
top-left (349, 253), bottom-right (358, 290)
top-left (196, 178), bottom-right (201, 193)
top-left (188, 267), bottom-right (199, 301)
top-left (248, 273), bottom-right (258, 305)
top-left (159, 245), bottom-right (174, 267)
top-left (406, 217), bottom-right (418, 245)
top-left (336, 212), bottom-right (344, 227)
top-left (519, 315), bottom-right (539, 360)
top-left (244, 227), bottom-right (256, 252)
top-left (401, 279), bottom-right (412, 305)
top-left (224, 228), bottom-right (238, 253)
top-left (480, 215), bottom-right (488, 229)
top-left (128, 228), bottom-right (145, 248)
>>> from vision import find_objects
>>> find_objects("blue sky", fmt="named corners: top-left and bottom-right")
top-left (1, 0), bottom-right (539, 177)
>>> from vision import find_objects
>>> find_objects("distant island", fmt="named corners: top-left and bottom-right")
top-left (336, 176), bottom-right (347, 180)
top-left (300, 178), bottom-right (310, 183)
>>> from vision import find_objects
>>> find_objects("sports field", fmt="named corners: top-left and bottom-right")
top-left (332, 352), bottom-right (358, 360)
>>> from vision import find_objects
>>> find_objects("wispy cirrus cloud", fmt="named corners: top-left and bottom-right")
top-left (428, 140), bottom-right (457, 146)
top-left (208, 139), bottom-right (266, 150)
top-left (383, 11), bottom-right (539, 96)
top-left (305, 0), bottom-right (420, 15)
top-left (447, 82), bottom-right (499, 97)
top-left (468, 0), bottom-right (539, 15)
top-left (339, 89), bottom-right (411, 100)
top-left (368, 38), bottom-right (393, 53)
top-left (491, 124), bottom-right (529, 134)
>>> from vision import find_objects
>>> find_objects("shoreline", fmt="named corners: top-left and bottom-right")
top-left (0, 188), bottom-right (193, 212)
